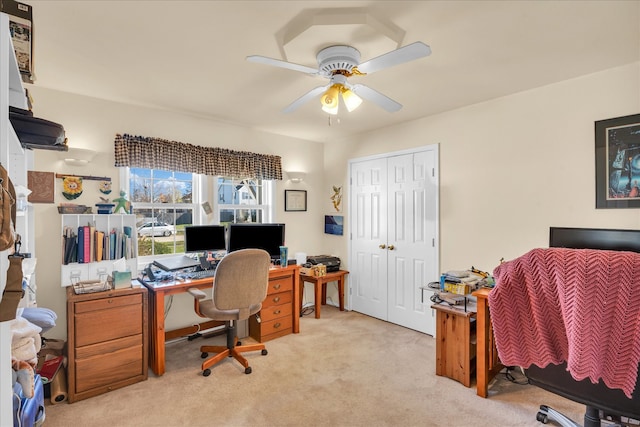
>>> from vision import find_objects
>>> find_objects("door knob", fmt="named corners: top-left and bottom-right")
top-left (379, 244), bottom-right (386, 249)
top-left (388, 245), bottom-right (395, 250)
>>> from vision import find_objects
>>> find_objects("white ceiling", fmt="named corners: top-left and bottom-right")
top-left (23, 0), bottom-right (640, 143)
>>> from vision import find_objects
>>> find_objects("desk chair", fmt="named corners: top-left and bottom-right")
top-left (188, 249), bottom-right (270, 376)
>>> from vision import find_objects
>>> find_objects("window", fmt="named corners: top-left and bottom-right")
top-left (125, 168), bottom-right (273, 258)
top-left (217, 177), bottom-right (270, 224)
top-left (128, 168), bottom-right (195, 257)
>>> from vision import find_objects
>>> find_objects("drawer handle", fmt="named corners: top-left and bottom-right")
top-left (108, 299), bottom-right (113, 304)
top-left (273, 283), bottom-right (281, 290)
top-left (274, 310), bottom-right (281, 315)
top-left (274, 322), bottom-right (281, 329)
top-left (273, 296), bottom-right (280, 303)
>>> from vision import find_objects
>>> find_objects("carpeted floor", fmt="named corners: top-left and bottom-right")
top-left (43, 306), bottom-right (585, 426)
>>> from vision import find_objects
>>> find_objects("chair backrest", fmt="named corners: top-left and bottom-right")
top-left (213, 248), bottom-right (270, 314)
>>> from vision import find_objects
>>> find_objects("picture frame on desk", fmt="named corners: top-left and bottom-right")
top-left (595, 113), bottom-right (640, 209)
top-left (284, 189), bottom-right (307, 212)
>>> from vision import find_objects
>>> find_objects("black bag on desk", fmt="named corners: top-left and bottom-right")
top-left (9, 107), bottom-right (68, 151)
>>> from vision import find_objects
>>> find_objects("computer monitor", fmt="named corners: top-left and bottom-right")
top-left (184, 225), bottom-right (227, 254)
top-left (549, 227), bottom-right (640, 253)
top-left (227, 223), bottom-right (285, 260)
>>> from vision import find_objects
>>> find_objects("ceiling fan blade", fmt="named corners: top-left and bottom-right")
top-left (246, 55), bottom-right (320, 75)
top-left (351, 84), bottom-right (402, 112)
top-left (283, 85), bottom-right (330, 113)
top-left (356, 42), bottom-right (431, 75)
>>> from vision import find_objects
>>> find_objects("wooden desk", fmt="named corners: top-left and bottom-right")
top-left (143, 265), bottom-right (300, 376)
top-left (472, 288), bottom-right (502, 398)
top-left (432, 303), bottom-right (476, 387)
top-left (299, 270), bottom-right (349, 319)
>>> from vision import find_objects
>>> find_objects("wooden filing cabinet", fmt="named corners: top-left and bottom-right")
top-left (66, 286), bottom-right (148, 403)
top-left (249, 266), bottom-right (299, 342)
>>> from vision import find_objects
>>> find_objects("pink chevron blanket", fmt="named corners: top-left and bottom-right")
top-left (489, 248), bottom-right (640, 398)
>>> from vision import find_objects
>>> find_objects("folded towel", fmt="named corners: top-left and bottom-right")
top-left (10, 316), bottom-right (41, 366)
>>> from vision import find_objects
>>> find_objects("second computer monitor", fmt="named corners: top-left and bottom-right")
top-left (227, 223), bottom-right (285, 260)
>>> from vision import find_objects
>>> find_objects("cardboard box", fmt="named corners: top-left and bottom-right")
top-left (0, 0), bottom-right (34, 83)
top-left (300, 265), bottom-right (327, 277)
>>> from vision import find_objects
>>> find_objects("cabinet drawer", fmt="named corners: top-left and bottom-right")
top-left (75, 344), bottom-right (144, 393)
top-left (260, 315), bottom-right (292, 336)
top-left (75, 293), bottom-right (141, 314)
top-left (268, 277), bottom-right (292, 294)
top-left (76, 334), bottom-right (141, 359)
top-left (75, 303), bottom-right (142, 347)
top-left (260, 302), bottom-right (292, 323)
top-left (262, 290), bottom-right (291, 308)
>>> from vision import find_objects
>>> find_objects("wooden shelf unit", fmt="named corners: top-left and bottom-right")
top-left (60, 214), bottom-right (138, 287)
top-left (433, 303), bottom-right (477, 387)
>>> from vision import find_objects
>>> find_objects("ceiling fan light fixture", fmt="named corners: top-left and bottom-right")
top-left (320, 84), bottom-right (340, 108)
top-left (341, 87), bottom-right (363, 112)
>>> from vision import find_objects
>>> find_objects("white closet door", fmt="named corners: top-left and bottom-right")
top-left (349, 146), bottom-right (439, 336)
top-left (350, 157), bottom-right (388, 321)
top-left (387, 151), bottom-right (437, 334)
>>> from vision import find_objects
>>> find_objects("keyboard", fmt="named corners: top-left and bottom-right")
top-left (187, 269), bottom-right (216, 279)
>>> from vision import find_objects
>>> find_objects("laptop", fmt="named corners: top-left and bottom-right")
top-left (153, 255), bottom-right (200, 272)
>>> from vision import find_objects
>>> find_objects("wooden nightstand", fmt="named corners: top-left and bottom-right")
top-left (432, 303), bottom-right (477, 387)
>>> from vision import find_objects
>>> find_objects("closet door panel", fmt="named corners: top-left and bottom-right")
top-left (350, 158), bottom-right (388, 320)
top-left (388, 153), bottom-right (434, 333)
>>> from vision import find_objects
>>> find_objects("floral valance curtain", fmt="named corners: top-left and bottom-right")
top-left (114, 133), bottom-right (283, 180)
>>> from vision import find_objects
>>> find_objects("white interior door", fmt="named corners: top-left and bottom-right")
top-left (387, 151), bottom-right (437, 333)
top-left (349, 146), bottom-right (439, 335)
top-left (350, 157), bottom-right (388, 321)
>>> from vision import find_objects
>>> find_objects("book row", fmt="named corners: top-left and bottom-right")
top-left (62, 225), bottom-right (135, 265)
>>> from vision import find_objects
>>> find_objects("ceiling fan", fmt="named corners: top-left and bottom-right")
top-left (246, 41), bottom-right (431, 115)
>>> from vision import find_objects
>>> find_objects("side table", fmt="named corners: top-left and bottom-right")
top-left (432, 303), bottom-right (477, 387)
top-left (299, 270), bottom-right (349, 319)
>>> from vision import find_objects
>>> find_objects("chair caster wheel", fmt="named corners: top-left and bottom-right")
top-left (203, 369), bottom-right (211, 377)
top-left (237, 341), bottom-right (242, 346)
top-left (201, 352), bottom-right (208, 359)
top-left (261, 349), bottom-right (268, 356)
top-left (245, 367), bottom-right (252, 374)
top-left (536, 412), bottom-right (548, 424)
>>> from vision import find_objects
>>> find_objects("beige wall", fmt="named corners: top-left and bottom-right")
top-left (26, 61), bottom-right (640, 339)
top-left (27, 86), bottom-right (324, 339)
top-left (326, 62), bottom-right (640, 284)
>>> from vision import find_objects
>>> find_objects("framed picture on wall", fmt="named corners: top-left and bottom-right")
top-left (324, 215), bottom-right (343, 235)
top-left (595, 113), bottom-right (640, 208)
top-left (285, 190), bottom-right (307, 212)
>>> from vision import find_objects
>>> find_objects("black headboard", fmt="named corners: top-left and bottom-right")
top-left (549, 227), bottom-right (640, 253)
